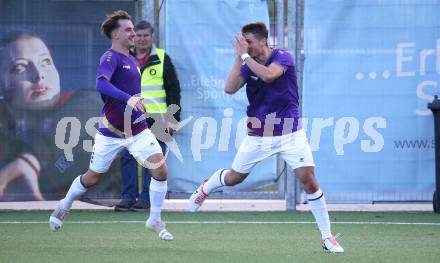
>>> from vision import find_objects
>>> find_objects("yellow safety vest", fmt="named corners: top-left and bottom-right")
top-left (141, 48), bottom-right (167, 113)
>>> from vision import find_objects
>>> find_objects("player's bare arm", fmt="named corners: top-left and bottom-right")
top-left (234, 35), bottom-right (284, 83)
top-left (224, 56), bottom-right (245, 94)
top-left (245, 60), bottom-right (284, 83)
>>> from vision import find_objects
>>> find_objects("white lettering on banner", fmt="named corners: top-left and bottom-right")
top-left (190, 74), bottom-right (246, 102)
top-left (83, 117), bottom-right (101, 152)
top-left (191, 117), bottom-right (217, 161)
top-left (55, 117), bottom-right (81, 162)
top-left (235, 117), bottom-right (248, 149)
top-left (361, 117), bottom-right (386, 153)
top-left (300, 118), bottom-right (309, 134)
top-left (334, 117), bottom-right (359, 156)
top-left (393, 40), bottom-right (440, 116)
top-left (416, 80), bottom-right (437, 116)
top-left (218, 108), bottom-right (233, 151)
top-left (419, 49), bottom-right (435, 76)
top-left (395, 40), bottom-right (440, 77)
top-left (196, 87), bottom-right (246, 102)
top-left (356, 40), bottom-right (439, 116)
top-left (310, 117), bottom-right (334, 151)
top-left (191, 74), bottom-right (225, 89)
top-left (396, 42), bottom-right (416, 77)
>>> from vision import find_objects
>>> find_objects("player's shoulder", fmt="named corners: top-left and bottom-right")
top-left (274, 48), bottom-right (293, 58)
top-left (272, 48), bottom-right (294, 65)
top-left (99, 49), bottom-right (118, 64)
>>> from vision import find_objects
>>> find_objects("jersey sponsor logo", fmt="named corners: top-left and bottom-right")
top-left (123, 65), bottom-right (131, 69)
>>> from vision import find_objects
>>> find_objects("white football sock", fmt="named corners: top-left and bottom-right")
top-left (307, 189), bottom-right (332, 239)
top-left (203, 169), bottom-right (229, 194)
top-left (148, 178), bottom-right (167, 222)
top-left (61, 175), bottom-right (87, 210)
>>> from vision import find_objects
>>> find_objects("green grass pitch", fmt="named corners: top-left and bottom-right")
top-left (1, 211), bottom-right (439, 263)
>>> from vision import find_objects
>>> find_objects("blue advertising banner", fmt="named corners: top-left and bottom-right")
top-left (303, 0), bottom-right (440, 202)
top-left (163, 0), bottom-right (274, 192)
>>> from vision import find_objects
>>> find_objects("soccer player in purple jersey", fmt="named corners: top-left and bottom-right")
top-left (188, 22), bottom-right (343, 253)
top-left (49, 10), bottom-right (173, 240)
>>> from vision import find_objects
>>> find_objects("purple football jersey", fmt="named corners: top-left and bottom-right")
top-left (96, 49), bottom-right (147, 137)
top-left (240, 48), bottom-right (301, 136)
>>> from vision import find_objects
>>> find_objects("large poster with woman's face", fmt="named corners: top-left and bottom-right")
top-left (0, 0), bottom-right (135, 202)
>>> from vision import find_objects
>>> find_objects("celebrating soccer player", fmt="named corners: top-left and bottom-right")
top-left (49, 10), bottom-right (173, 241)
top-left (188, 22), bottom-right (344, 253)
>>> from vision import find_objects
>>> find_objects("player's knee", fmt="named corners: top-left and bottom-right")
top-left (295, 167), bottom-right (319, 193)
top-left (224, 171), bottom-right (246, 186)
top-left (305, 181), bottom-right (319, 193)
top-left (303, 173), bottom-right (319, 193)
top-left (156, 167), bottom-right (168, 181)
top-left (150, 165), bottom-right (168, 181)
top-left (82, 171), bottom-right (102, 187)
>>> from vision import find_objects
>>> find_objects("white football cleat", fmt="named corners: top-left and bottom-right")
top-left (321, 234), bottom-right (344, 253)
top-left (49, 201), bottom-right (69, 232)
top-left (146, 218), bottom-right (174, 241)
top-left (188, 180), bottom-right (209, 212)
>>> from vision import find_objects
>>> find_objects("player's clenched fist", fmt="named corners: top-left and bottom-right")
top-left (127, 96), bottom-right (145, 112)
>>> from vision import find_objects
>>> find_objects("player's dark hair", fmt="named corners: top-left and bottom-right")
top-left (241, 22), bottom-right (269, 41)
top-left (100, 10), bottom-right (132, 39)
top-left (134, 20), bottom-right (154, 34)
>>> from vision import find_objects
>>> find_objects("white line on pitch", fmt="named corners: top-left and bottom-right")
top-left (0, 221), bottom-right (439, 226)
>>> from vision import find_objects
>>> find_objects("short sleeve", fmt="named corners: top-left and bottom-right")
top-left (272, 49), bottom-right (294, 72)
top-left (96, 51), bottom-right (117, 80)
top-left (240, 63), bottom-right (251, 80)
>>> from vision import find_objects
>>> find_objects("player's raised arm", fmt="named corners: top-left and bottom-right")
top-left (234, 34), bottom-right (283, 83)
top-left (224, 55), bottom-right (245, 94)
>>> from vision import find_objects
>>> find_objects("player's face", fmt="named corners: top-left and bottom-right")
top-left (243, 33), bottom-right (266, 59)
top-left (4, 37), bottom-right (61, 109)
top-left (115, 19), bottom-right (136, 49)
top-left (134, 28), bottom-right (153, 51)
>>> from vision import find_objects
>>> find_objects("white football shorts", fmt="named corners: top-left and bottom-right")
top-left (89, 128), bottom-right (163, 173)
top-left (231, 129), bottom-right (315, 174)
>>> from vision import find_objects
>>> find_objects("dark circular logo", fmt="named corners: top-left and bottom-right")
top-left (149, 68), bottom-right (157, 76)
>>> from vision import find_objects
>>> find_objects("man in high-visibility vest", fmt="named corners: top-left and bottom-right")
top-left (115, 20), bottom-right (181, 212)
